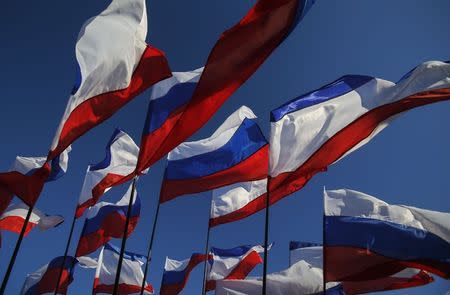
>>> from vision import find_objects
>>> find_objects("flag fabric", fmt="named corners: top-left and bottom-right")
top-left (269, 61), bottom-right (450, 205)
top-left (76, 183), bottom-right (140, 257)
top-left (160, 106), bottom-right (268, 203)
top-left (136, 0), bottom-right (316, 174)
top-left (20, 256), bottom-right (78, 295)
top-left (206, 244), bottom-right (266, 291)
top-left (93, 243), bottom-right (153, 294)
top-left (76, 129), bottom-right (141, 218)
top-left (160, 253), bottom-right (209, 295)
top-left (290, 241), bottom-right (434, 295)
top-left (0, 202), bottom-right (64, 236)
top-left (324, 188), bottom-right (450, 281)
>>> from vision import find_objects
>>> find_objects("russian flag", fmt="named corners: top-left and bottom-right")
top-left (75, 183), bottom-right (140, 257)
top-left (136, 0), bottom-right (316, 174)
top-left (76, 128), bottom-right (141, 218)
top-left (160, 253), bottom-right (209, 295)
top-left (289, 241), bottom-right (433, 295)
top-left (268, 61), bottom-right (450, 206)
top-left (160, 106), bottom-right (268, 203)
top-left (324, 189), bottom-right (450, 281)
top-left (0, 202), bottom-right (64, 236)
top-left (20, 256), bottom-right (78, 295)
top-left (93, 243), bottom-right (153, 294)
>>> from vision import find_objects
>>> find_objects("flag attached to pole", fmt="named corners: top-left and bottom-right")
top-left (93, 243), bottom-right (153, 294)
top-left (324, 188), bottom-right (450, 280)
top-left (160, 106), bottom-right (268, 203)
top-left (76, 183), bottom-right (140, 257)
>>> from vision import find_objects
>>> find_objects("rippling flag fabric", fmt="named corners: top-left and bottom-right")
top-left (324, 189), bottom-right (450, 281)
top-left (76, 183), bottom-right (140, 257)
top-left (289, 241), bottom-right (433, 295)
top-left (0, 202), bottom-right (64, 236)
top-left (93, 243), bottom-right (153, 294)
top-left (76, 129), bottom-right (141, 218)
top-left (20, 256), bottom-right (78, 295)
top-left (136, 0), bottom-right (316, 174)
top-left (160, 253), bottom-right (209, 295)
top-left (268, 61), bottom-right (450, 205)
top-left (160, 106), bottom-right (268, 203)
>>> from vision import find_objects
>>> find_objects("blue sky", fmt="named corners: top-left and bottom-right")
top-left (1, 0), bottom-right (449, 294)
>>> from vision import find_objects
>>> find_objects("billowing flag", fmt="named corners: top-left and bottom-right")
top-left (160, 106), bottom-right (268, 203)
top-left (93, 243), bottom-right (153, 294)
top-left (136, 0), bottom-right (316, 174)
top-left (206, 244), bottom-right (266, 291)
top-left (290, 241), bottom-right (434, 295)
top-left (20, 256), bottom-right (78, 295)
top-left (0, 202), bottom-right (64, 236)
top-left (269, 61), bottom-right (450, 205)
top-left (76, 183), bottom-right (140, 257)
top-left (76, 129), bottom-right (141, 218)
top-left (0, 0), bottom-right (171, 206)
top-left (324, 189), bottom-right (450, 280)
top-left (160, 253), bottom-right (209, 295)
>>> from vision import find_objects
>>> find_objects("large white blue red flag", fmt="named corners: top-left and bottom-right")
top-left (289, 241), bottom-right (434, 295)
top-left (0, 202), bottom-right (63, 236)
top-left (76, 129), bottom-right (141, 218)
top-left (324, 188), bottom-right (450, 281)
top-left (93, 243), bottom-right (153, 294)
top-left (136, 0), bottom-right (316, 174)
top-left (76, 183), bottom-right (140, 257)
top-left (160, 106), bottom-right (268, 203)
top-left (268, 61), bottom-right (450, 206)
top-left (0, 0), bottom-right (171, 206)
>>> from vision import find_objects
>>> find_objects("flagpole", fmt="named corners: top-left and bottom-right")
top-left (54, 212), bottom-right (77, 295)
top-left (262, 184), bottom-right (270, 295)
top-left (323, 197), bottom-right (327, 295)
top-left (201, 221), bottom-right (211, 295)
top-left (112, 177), bottom-right (137, 295)
top-left (0, 206), bottom-right (34, 294)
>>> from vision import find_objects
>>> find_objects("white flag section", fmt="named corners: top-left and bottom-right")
top-left (0, 202), bottom-right (64, 236)
top-left (93, 243), bottom-right (153, 294)
top-left (76, 129), bottom-right (141, 218)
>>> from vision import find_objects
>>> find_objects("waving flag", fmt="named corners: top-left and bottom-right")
top-left (269, 61), bottom-right (450, 205)
top-left (160, 253), bottom-right (209, 295)
top-left (136, 0), bottom-right (316, 174)
top-left (93, 243), bottom-right (153, 294)
top-left (324, 189), bottom-right (450, 281)
top-left (290, 241), bottom-right (433, 295)
top-left (76, 129), bottom-right (141, 218)
top-left (76, 183), bottom-right (140, 257)
top-left (160, 106), bottom-right (268, 203)
top-left (20, 256), bottom-right (78, 295)
top-left (0, 202), bottom-right (63, 236)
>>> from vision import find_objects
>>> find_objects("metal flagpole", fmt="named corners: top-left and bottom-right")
top-left (323, 197), bottom-right (327, 295)
top-left (262, 184), bottom-right (270, 295)
top-left (0, 206), bottom-right (34, 294)
top-left (201, 221), bottom-right (212, 295)
top-left (112, 177), bottom-right (138, 295)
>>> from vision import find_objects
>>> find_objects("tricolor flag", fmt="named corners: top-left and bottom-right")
top-left (324, 189), bottom-right (450, 281)
top-left (160, 106), bottom-right (268, 203)
top-left (290, 241), bottom-right (434, 295)
top-left (160, 253), bottom-right (209, 295)
top-left (136, 0), bottom-right (316, 174)
top-left (0, 202), bottom-right (64, 236)
top-left (76, 183), bottom-right (140, 257)
top-left (269, 61), bottom-right (450, 205)
top-left (93, 243), bottom-right (153, 294)
top-left (76, 129), bottom-right (141, 218)
top-left (0, 0), bottom-right (171, 206)
top-left (20, 256), bottom-right (78, 295)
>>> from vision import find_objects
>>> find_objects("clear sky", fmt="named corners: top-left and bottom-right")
top-left (0, 0), bottom-right (449, 294)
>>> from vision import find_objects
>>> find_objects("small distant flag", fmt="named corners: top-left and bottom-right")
top-left (93, 243), bottom-right (153, 294)
top-left (76, 129), bottom-right (141, 218)
top-left (0, 202), bottom-right (64, 236)
top-left (76, 183), bottom-right (140, 257)
top-left (324, 189), bottom-right (450, 280)
top-left (160, 106), bottom-right (268, 203)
